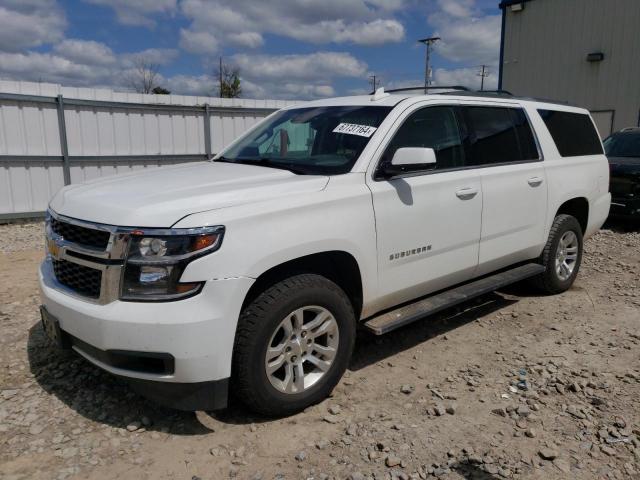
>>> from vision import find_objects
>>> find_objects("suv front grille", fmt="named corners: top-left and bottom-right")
top-left (52, 259), bottom-right (102, 299)
top-left (50, 217), bottom-right (111, 250)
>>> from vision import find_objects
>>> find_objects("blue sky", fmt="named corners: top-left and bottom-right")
top-left (0, 0), bottom-right (502, 99)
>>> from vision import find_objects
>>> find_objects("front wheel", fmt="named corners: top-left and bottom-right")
top-left (232, 274), bottom-right (355, 416)
top-left (534, 214), bottom-right (584, 294)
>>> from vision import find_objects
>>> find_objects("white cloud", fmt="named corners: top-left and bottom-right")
top-left (278, 18), bottom-right (405, 45)
top-left (0, 45), bottom-right (361, 100)
top-left (239, 79), bottom-right (336, 100)
top-left (0, 0), bottom-right (66, 52)
top-left (53, 39), bottom-right (116, 66)
top-left (0, 45), bottom-right (177, 91)
top-left (428, 0), bottom-right (500, 65)
top-left (227, 32), bottom-right (264, 49)
top-left (179, 0), bottom-right (405, 49)
top-left (234, 51), bottom-right (367, 98)
top-left (434, 66), bottom-right (498, 90)
top-left (0, 51), bottom-right (108, 86)
top-left (384, 78), bottom-right (423, 90)
top-left (165, 74), bottom-right (216, 96)
top-left (367, 0), bottom-right (407, 10)
top-left (179, 29), bottom-right (219, 55)
top-left (120, 48), bottom-right (179, 67)
top-left (84, 0), bottom-right (177, 28)
top-left (164, 75), bottom-right (335, 100)
top-left (231, 52), bottom-right (367, 81)
top-left (163, 52), bottom-right (367, 100)
top-left (436, 0), bottom-right (474, 19)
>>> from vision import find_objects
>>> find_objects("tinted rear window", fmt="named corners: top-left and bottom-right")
top-left (463, 106), bottom-right (539, 166)
top-left (538, 110), bottom-right (603, 157)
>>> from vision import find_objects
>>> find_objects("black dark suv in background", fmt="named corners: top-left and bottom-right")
top-left (604, 128), bottom-right (640, 219)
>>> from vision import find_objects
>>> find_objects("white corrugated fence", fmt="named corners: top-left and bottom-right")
top-left (0, 80), bottom-right (298, 219)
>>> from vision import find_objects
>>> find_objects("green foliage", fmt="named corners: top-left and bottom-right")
top-left (221, 73), bottom-right (242, 98)
top-left (217, 62), bottom-right (242, 98)
top-left (152, 86), bottom-right (171, 95)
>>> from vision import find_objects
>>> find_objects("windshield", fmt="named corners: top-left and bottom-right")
top-left (604, 132), bottom-right (640, 158)
top-left (217, 105), bottom-right (392, 175)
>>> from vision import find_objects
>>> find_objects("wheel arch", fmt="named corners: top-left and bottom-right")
top-left (241, 250), bottom-right (364, 320)
top-left (555, 197), bottom-right (589, 234)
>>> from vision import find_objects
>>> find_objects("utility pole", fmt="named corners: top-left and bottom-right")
top-left (219, 56), bottom-right (223, 98)
top-left (477, 64), bottom-right (490, 91)
top-left (418, 36), bottom-right (440, 93)
top-left (368, 74), bottom-right (380, 92)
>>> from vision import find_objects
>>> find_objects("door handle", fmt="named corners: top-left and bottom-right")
top-left (528, 176), bottom-right (544, 187)
top-left (455, 187), bottom-right (478, 200)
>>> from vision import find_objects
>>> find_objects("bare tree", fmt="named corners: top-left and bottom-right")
top-left (215, 57), bottom-right (242, 98)
top-left (126, 57), bottom-right (161, 94)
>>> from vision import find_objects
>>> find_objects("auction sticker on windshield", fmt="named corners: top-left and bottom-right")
top-left (333, 123), bottom-right (377, 137)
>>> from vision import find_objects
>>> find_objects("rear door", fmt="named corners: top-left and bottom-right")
top-left (459, 103), bottom-right (548, 275)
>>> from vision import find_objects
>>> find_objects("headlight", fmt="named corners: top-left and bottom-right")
top-left (120, 226), bottom-right (224, 301)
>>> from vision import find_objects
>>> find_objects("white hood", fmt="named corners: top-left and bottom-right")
top-left (49, 161), bottom-right (329, 227)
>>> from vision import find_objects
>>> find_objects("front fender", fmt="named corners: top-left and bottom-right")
top-left (174, 179), bottom-right (378, 313)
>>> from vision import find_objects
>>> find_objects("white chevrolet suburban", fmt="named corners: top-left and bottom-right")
top-left (39, 88), bottom-right (611, 415)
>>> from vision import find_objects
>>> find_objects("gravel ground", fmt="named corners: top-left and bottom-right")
top-left (0, 221), bottom-right (44, 253)
top-left (0, 221), bottom-right (639, 480)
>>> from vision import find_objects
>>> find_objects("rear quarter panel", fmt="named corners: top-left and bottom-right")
top-left (524, 103), bottom-right (610, 240)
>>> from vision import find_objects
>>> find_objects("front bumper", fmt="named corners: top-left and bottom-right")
top-left (39, 260), bottom-right (254, 410)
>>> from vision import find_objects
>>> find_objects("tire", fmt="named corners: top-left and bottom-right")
top-left (533, 214), bottom-right (583, 294)
top-left (232, 273), bottom-right (355, 416)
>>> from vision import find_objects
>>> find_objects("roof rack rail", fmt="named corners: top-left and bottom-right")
top-left (371, 86), bottom-right (574, 107)
top-left (378, 85), bottom-right (471, 94)
top-left (479, 89), bottom-right (513, 96)
top-left (437, 89), bottom-right (515, 98)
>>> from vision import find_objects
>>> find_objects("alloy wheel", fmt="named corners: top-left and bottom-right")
top-left (264, 306), bottom-right (339, 394)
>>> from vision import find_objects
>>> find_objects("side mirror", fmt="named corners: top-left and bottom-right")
top-left (380, 147), bottom-right (436, 178)
top-left (391, 147), bottom-right (436, 167)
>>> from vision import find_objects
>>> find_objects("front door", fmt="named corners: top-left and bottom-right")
top-left (367, 104), bottom-right (482, 311)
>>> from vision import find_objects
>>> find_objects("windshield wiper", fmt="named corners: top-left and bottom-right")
top-left (218, 157), bottom-right (309, 175)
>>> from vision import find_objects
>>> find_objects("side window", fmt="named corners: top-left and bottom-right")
top-left (383, 106), bottom-right (466, 170)
top-left (538, 110), bottom-right (603, 157)
top-left (463, 106), bottom-right (539, 166)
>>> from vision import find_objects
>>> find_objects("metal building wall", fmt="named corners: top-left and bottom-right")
top-left (0, 81), bottom-right (298, 219)
top-left (501, 0), bottom-right (640, 137)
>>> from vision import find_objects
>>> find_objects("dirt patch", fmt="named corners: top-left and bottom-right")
top-left (0, 224), bottom-right (638, 480)
top-left (0, 221), bottom-right (44, 254)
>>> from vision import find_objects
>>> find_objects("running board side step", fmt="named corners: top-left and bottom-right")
top-left (363, 263), bottom-right (545, 335)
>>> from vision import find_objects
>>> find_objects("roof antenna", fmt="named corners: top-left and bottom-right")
top-left (371, 87), bottom-right (390, 101)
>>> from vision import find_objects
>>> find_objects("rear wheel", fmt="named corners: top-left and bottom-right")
top-left (534, 214), bottom-right (583, 294)
top-left (232, 274), bottom-right (355, 416)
